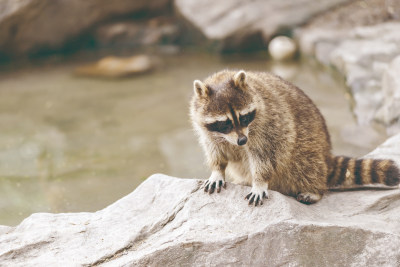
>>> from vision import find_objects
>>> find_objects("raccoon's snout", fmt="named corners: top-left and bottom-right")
top-left (237, 135), bottom-right (248, 146)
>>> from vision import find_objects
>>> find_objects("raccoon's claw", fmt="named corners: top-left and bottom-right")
top-left (203, 179), bottom-right (226, 194)
top-left (245, 189), bottom-right (268, 206)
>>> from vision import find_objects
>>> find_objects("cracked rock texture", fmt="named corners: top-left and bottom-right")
top-left (1, 133), bottom-right (400, 266)
top-left (174, 0), bottom-right (352, 52)
top-left (297, 0), bottom-right (400, 133)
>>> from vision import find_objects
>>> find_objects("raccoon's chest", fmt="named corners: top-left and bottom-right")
top-left (225, 145), bottom-right (247, 162)
top-left (225, 150), bottom-right (252, 186)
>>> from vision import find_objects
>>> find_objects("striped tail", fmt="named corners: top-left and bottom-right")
top-left (327, 156), bottom-right (400, 189)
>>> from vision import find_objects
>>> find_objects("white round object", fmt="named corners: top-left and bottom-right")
top-left (268, 36), bottom-right (297, 61)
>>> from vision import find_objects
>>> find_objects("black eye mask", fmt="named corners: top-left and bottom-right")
top-left (239, 110), bottom-right (256, 127)
top-left (205, 110), bottom-right (256, 134)
top-left (205, 119), bottom-right (233, 134)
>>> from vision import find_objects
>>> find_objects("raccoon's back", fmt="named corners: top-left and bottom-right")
top-left (252, 71), bottom-right (332, 160)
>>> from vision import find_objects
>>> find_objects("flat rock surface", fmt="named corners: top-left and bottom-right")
top-left (1, 134), bottom-right (400, 266)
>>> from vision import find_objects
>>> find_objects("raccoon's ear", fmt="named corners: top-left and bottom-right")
top-left (193, 80), bottom-right (211, 98)
top-left (233, 70), bottom-right (247, 88)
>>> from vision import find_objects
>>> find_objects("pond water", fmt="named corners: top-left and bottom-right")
top-left (0, 52), bottom-right (388, 226)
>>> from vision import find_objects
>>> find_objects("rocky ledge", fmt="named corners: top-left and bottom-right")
top-left (1, 134), bottom-right (400, 266)
top-left (297, 0), bottom-right (400, 133)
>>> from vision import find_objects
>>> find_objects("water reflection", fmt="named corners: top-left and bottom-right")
top-left (0, 53), bottom-right (387, 225)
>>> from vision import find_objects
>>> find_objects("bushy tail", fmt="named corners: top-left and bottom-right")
top-left (327, 156), bottom-right (400, 189)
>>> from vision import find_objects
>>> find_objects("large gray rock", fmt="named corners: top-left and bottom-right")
top-left (297, 0), bottom-right (400, 132)
top-left (174, 0), bottom-right (352, 52)
top-left (329, 22), bottom-right (400, 128)
top-left (0, 0), bottom-right (170, 56)
top-left (1, 133), bottom-right (400, 266)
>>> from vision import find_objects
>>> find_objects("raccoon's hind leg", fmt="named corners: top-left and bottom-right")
top-left (296, 192), bottom-right (322, 204)
top-left (293, 153), bottom-right (327, 204)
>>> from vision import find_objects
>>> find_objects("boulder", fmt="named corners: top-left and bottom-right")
top-left (328, 22), bottom-right (400, 126)
top-left (297, 0), bottom-right (393, 56)
top-left (174, 0), bottom-right (353, 52)
top-left (0, 0), bottom-right (170, 56)
top-left (1, 133), bottom-right (400, 266)
top-left (379, 55), bottom-right (400, 134)
top-left (296, 0), bottom-right (400, 132)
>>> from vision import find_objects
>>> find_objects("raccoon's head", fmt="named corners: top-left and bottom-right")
top-left (192, 70), bottom-right (257, 146)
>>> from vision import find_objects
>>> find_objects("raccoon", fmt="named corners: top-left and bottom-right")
top-left (189, 69), bottom-right (400, 206)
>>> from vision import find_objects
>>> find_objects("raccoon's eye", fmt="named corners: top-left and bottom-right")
top-left (205, 119), bottom-right (233, 134)
top-left (239, 110), bottom-right (256, 127)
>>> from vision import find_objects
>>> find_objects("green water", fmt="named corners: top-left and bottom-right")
top-left (0, 52), bottom-right (387, 226)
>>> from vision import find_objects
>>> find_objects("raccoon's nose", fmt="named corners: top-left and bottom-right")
top-left (237, 135), bottom-right (247, 146)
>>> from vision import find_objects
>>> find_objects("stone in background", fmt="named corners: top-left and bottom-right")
top-left (174, 0), bottom-right (353, 52)
top-left (0, 0), bottom-right (355, 57)
top-left (0, 0), bottom-right (170, 56)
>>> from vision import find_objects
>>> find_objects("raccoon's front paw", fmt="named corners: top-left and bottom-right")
top-left (203, 175), bottom-right (226, 194)
top-left (245, 186), bottom-right (268, 206)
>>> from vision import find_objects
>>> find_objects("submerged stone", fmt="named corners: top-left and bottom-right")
top-left (74, 55), bottom-right (154, 78)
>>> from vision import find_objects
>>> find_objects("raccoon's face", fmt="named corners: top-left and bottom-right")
top-left (193, 70), bottom-right (256, 146)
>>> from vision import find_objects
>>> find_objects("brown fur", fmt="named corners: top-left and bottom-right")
top-left (190, 70), bottom-right (400, 205)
